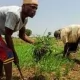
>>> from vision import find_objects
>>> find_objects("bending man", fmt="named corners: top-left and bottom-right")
top-left (54, 24), bottom-right (80, 57)
top-left (0, 0), bottom-right (38, 80)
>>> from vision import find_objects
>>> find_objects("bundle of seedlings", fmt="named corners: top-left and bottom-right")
top-left (33, 32), bottom-right (53, 62)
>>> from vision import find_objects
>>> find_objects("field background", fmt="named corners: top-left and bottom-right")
top-left (11, 37), bottom-right (80, 80)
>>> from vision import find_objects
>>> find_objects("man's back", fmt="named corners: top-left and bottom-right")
top-left (61, 24), bottom-right (80, 43)
top-left (0, 6), bottom-right (22, 35)
top-left (0, 6), bottom-right (21, 15)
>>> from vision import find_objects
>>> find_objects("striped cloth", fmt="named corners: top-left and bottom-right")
top-left (0, 36), bottom-right (14, 64)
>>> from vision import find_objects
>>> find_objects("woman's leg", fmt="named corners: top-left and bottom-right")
top-left (4, 62), bottom-right (12, 80)
top-left (63, 43), bottom-right (70, 57)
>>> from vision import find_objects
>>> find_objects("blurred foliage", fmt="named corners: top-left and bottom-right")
top-left (25, 29), bottom-right (32, 36)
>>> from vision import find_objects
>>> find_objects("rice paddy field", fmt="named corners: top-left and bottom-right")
top-left (10, 37), bottom-right (80, 80)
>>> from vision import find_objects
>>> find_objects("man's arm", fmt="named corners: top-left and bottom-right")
top-left (5, 27), bottom-right (14, 50)
top-left (19, 27), bottom-right (34, 44)
top-left (4, 12), bottom-right (20, 65)
top-left (5, 27), bottom-right (19, 64)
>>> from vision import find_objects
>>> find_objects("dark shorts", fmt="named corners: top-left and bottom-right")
top-left (68, 43), bottom-right (78, 52)
top-left (0, 36), bottom-right (14, 64)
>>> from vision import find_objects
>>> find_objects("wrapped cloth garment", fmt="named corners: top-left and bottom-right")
top-left (0, 36), bottom-right (14, 64)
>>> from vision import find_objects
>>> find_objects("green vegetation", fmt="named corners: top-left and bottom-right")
top-left (13, 37), bottom-right (80, 79)
top-left (25, 29), bottom-right (32, 36)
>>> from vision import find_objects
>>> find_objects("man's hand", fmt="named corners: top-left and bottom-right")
top-left (30, 39), bottom-right (35, 44)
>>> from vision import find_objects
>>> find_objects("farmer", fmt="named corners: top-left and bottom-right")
top-left (54, 24), bottom-right (80, 57)
top-left (0, 0), bottom-right (38, 80)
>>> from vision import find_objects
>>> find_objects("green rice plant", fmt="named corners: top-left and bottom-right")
top-left (32, 33), bottom-right (53, 62)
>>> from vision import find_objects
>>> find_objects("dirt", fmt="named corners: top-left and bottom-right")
top-left (1, 54), bottom-right (80, 80)
top-left (0, 62), bottom-right (79, 80)
top-left (1, 63), bottom-right (80, 80)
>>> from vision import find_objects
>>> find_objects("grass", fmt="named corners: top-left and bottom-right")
top-left (13, 37), bottom-right (77, 79)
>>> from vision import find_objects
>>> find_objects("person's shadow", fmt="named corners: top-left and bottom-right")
top-left (28, 75), bottom-right (46, 80)
top-left (12, 76), bottom-right (20, 80)
top-left (72, 59), bottom-right (80, 64)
